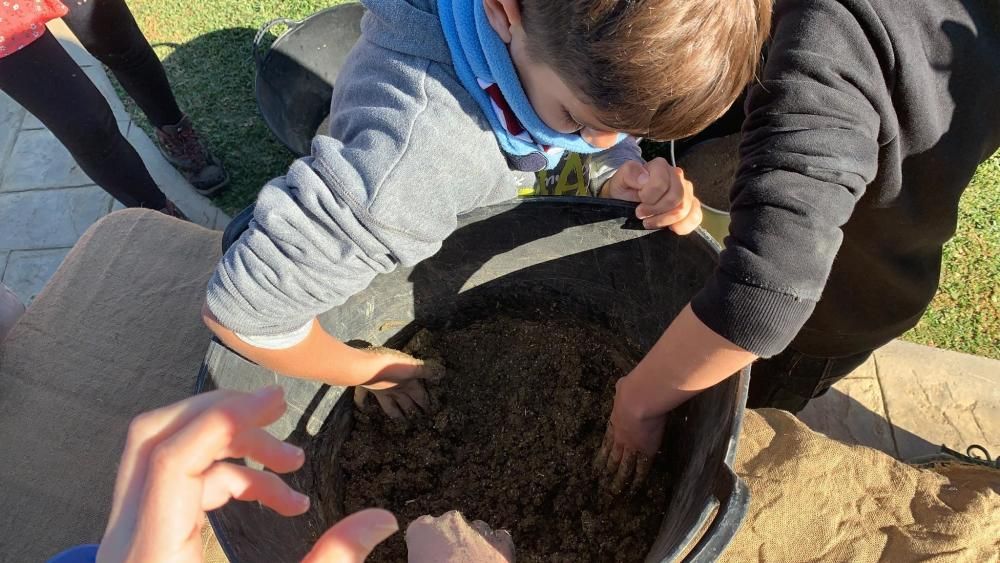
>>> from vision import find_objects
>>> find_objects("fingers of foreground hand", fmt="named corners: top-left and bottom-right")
top-left (224, 428), bottom-right (305, 475)
top-left (155, 386), bottom-right (288, 475)
top-left (201, 462), bottom-right (310, 516)
top-left (302, 509), bottom-right (399, 563)
top-left (108, 388), bottom-right (281, 528)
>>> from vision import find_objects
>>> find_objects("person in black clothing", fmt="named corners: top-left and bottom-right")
top-left (599, 0), bottom-right (1000, 486)
top-left (0, 0), bottom-right (228, 218)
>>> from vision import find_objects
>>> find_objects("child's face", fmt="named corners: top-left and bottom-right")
top-left (484, 0), bottom-right (621, 149)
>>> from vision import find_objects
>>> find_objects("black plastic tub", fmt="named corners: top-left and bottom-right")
top-left (253, 2), bottom-right (365, 157)
top-left (198, 198), bottom-right (750, 562)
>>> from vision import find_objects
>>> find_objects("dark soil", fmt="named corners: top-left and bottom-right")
top-left (335, 316), bottom-right (671, 562)
top-left (677, 134), bottom-right (741, 211)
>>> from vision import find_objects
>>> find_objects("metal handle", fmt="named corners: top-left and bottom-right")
top-left (252, 17), bottom-right (304, 69)
top-left (682, 465), bottom-right (751, 563)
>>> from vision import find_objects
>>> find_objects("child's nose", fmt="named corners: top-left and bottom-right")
top-left (582, 128), bottom-right (620, 149)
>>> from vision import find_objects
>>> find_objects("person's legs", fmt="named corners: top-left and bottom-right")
top-left (60, 0), bottom-right (182, 127)
top-left (747, 347), bottom-right (875, 413)
top-left (62, 0), bottom-right (229, 194)
top-left (0, 31), bottom-right (168, 208)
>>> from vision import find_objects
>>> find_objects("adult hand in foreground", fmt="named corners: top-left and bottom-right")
top-left (406, 510), bottom-right (515, 562)
top-left (95, 387), bottom-right (398, 563)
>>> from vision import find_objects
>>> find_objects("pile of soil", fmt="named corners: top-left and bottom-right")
top-left (677, 134), bottom-right (741, 211)
top-left (335, 316), bottom-right (671, 562)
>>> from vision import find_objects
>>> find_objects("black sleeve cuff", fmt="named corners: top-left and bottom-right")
top-left (690, 270), bottom-right (817, 358)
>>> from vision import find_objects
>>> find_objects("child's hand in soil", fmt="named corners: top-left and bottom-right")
top-left (595, 379), bottom-right (661, 494)
top-left (354, 346), bottom-right (445, 419)
top-left (406, 511), bottom-right (515, 562)
top-left (601, 157), bottom-right (703, 234)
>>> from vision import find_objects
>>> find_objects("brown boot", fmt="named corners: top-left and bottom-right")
top-left (155, 115), bottom-right (230, 196)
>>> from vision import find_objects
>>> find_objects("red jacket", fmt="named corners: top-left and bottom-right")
top-left (0, 0), bottom-right (67, 58)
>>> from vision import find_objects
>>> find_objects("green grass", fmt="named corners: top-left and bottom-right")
top-left (903, 150), bottom-right (1000, 359)
top-left (118, 2), bottom-right (999, 358)
top-left (117, 0), bottom-right (339, 213)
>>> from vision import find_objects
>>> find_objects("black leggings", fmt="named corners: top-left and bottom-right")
top-left (0, 0), bottom-right (184, 208)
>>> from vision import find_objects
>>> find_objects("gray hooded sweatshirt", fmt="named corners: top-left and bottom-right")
top-left (206, 0), bottom-right (640, 340)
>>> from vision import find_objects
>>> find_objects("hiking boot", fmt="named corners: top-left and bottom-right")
top-left (159, 200), bottom-right (190, 221)
top-left (155, 115), bottom-right (229, 196)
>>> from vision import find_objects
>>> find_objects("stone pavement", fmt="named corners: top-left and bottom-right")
top-left (0, 19), bottom-right (229, 305)
top-left (800, 339), bottom-right (999, 461)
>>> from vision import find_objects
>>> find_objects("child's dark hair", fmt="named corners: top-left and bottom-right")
top-left (521, 0), bottom-right (773, 141)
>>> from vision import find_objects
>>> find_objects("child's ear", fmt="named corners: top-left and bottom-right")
top-left (483, 0), bottom-right (523, 44)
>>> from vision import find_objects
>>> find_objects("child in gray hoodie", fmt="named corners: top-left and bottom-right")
top-left (203, 0), bottom-right (772, 412)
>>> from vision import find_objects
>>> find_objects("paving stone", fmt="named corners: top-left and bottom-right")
top-left (125, 125), bottom-right (221, 228)
top-left (876, 340), bottom-right (1000, 461)
top-left (46, 18), bottom-right (99, 68)
top-left (1, 91), bottom-right (26, 171)
top-left (0, 251), bottom-right (9, 280)
top-left (1, 248), bottom-right (71, 304)
top-left (798, 377), bottom-right (897, 457)
top-left (1, 129), bottom-right (93, 191)
top-left (0, 186), bottom-right (110, 251)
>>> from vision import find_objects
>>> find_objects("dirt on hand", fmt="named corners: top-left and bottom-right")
top-left (334, 316), bottom-right (671, 562)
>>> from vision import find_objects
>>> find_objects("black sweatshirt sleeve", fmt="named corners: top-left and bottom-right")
top-left (691, 0), bottom-right (889, 357)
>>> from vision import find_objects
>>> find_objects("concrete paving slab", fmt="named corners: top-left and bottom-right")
top-left (46, 18), bottom-right (99, 68)
top-left (0, 186), bottom-right (110, 251)
top-left (2, 248), bottom-right (72, 303)
top-left (0, 251), bottom-right (9, 281)
top-left (124, 125), bottom-right (220, 228)
top-left (0, 91), bottom-right (26, 171)
top-left (798, 377), bottom-right (897, 457)
top-left (2, 121), bottom-right (131, 192)
top-left (876, 340), bottom-right (1000, 460)
top-left (1, 129), bottom-right (92, 191)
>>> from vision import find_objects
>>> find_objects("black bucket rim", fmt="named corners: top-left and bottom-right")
top-left (252, 2), bottom-right (365, 156)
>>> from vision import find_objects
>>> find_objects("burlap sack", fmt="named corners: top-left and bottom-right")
top-left (723, 409), bottom-right (1000, 562)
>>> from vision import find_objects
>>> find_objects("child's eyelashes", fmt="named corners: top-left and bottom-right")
top-left (563, 109), bottom-right (584, 133)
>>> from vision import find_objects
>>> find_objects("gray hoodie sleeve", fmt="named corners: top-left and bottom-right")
top-left (206, 36), bottom-right (521, 337)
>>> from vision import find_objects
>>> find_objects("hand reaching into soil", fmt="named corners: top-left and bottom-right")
top-left (594, 379), bottom-right (662, 494)
top-left (406, 511), bottom-right (515, 562)
top-left (601, 157), bottom-right (703, 234)
top-left (354, 341), bottom-right (445, 419)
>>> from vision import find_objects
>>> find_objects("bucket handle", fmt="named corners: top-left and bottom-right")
top-left (682, 465), bottom-right (750, 563)
top-left (252, 17), bottom-right (305, 70)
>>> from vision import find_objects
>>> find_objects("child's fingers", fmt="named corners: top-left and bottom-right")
top-left (375, 393), bottom-right (405, 419)
top-left (668, 199), bottom-right (704, 235)
top-left (603, 160), bottom-right (647, 201)
top-left (393, 391), bottom-right (421, 417)
top-left (224, 428), bottom-right (305, 475)
top-left (200, 462), bottom-right (310, 516)
top-left (636, 160), bottom-right (690, 217)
